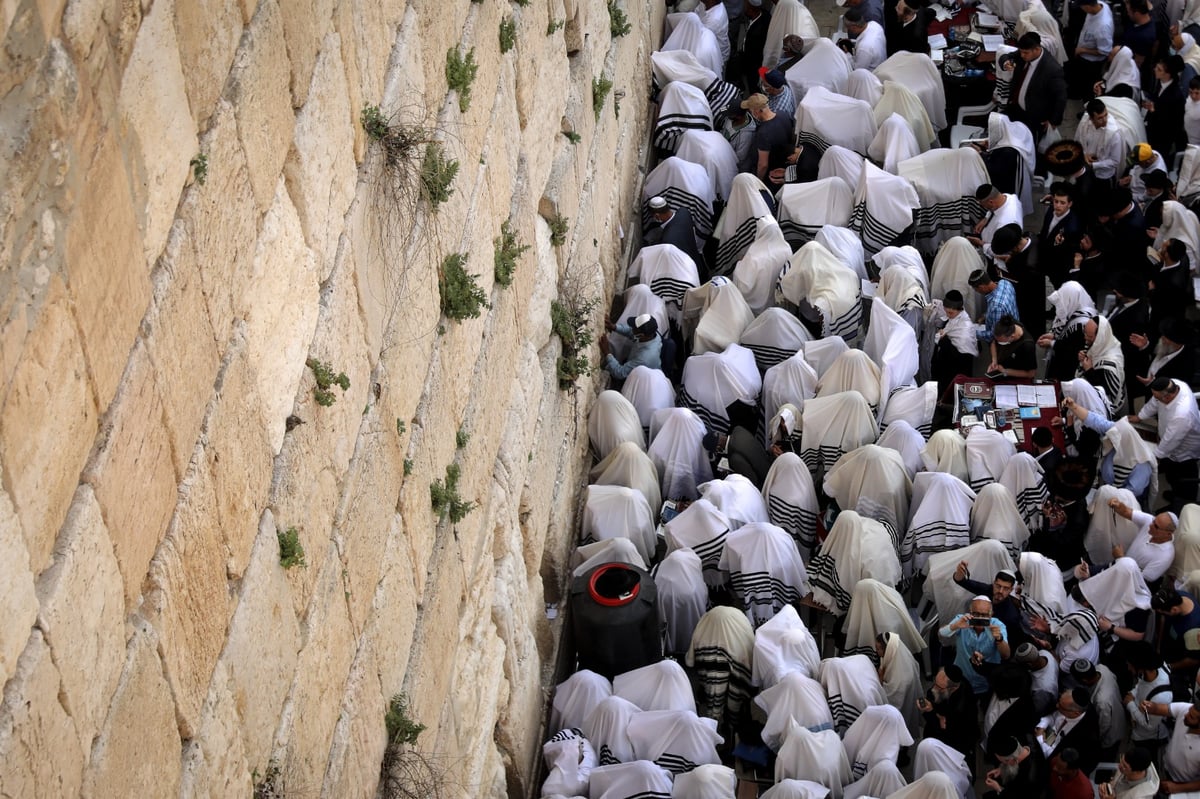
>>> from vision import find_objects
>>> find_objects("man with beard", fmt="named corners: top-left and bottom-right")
top-left (954, 564), bottom-right (1025, 648)
top-left (985, 736), bottom-right (1048, 799)
top-left (939, 596), bottom-right (1013, 697)
top-left (1037, 688), bottom-right (1101, 775)
top-left (1139, 697), bottom-right (1200, 794)
top-left (918, 664), bottom-right (979, 757)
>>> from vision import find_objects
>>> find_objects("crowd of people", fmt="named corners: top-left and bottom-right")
top-left (541, 0), bottom-right (1200, 796)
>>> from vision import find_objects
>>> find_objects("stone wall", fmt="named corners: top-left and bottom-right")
top-left (0, 0), bottom-right (662, 795)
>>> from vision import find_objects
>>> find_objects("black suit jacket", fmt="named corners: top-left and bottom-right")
top-left (1038, 209), bottom-right (1084, 287)
top-left (1008, 55), bottom-right (1068, 131)
top-left (888, 10), bottom-right (932, 55)
top-left (1048, 710), bottom-right (1101, 774)
top-left (1109, 298), bottom-right (1153, 385)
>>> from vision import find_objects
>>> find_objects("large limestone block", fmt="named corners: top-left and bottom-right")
top-left (117, 0), bottom-right (199, 267)
top-left (332, 0), bottom-right (403, 162)
top-left (63, 128), bottom-right (149, 410)
top-left (173, 0), bottom-right (243, 128)
top-left (84, 621), bottom-right (183, 797)
top-left (243, 182), bottom-right (320, 454)
top-left (0, 283), bottom-right (97, 574)
top-left (220, 511), bottom-right (300, 771)
top-left (277, 0), bottom-right (335, 107)
top-left (0, 470), bottom-right (36, 687)
top-left (365, 513), bottom-right (419, 695)
top-left (0, 631), bottom-right (86, 797)
top-left (228, 0), bottom-right (295, 213)
top-left (34, 485), bottom-right (125, 759)
top-left (283, 31), bottom-right (356, 280)
top-left (179, 663), bottom-right (254, 799)
top-left (143, 461), bottom-right (235, 739)
top-left (318, 636), bottom-right (386, 799)
top-left (86, 341), bottom-right (178, 608)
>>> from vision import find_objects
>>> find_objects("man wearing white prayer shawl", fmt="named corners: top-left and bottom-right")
top-left (740, 308), bottom-right (813, 372)
top-left (752, 605), bottom-right (822, 687)
top-left (762, 452), bottom-right (820, 557)
top-left (614, 660), bottom-right (696, 713)
top-left (801, 335), bottom-right (850, 379)
top-left (1077, 100), bottom-right (1126, 182)
top-left (699, 473), bottom-right (769, 529)
top-left (794, 87), bottom-right (877, 156)
top-left (905, 471), bottom-right (977, 577)
top-left (972, 483), bottom-right (1033, 562)
top-left (816, 225), bottom-right (869, 280)
top-left (584, 695), bottom-right (640, 766)
top-left (877, 630), bottom-right (924, 738)
top-left (931, 236), bottom-right (985, 320)
top-left (779, 242), bottom-right (864, 341)
top-left (1079, 556), bottom-right (1153, 631)
top-left (762, 779), bottom-right (834, 799)
top-left (784, 38), bottom-right (852, 100)
top-left (925, 539), bottom-right (1016, 626)
top-left (776, 177), bottom-right (855, 249)
top-left (664, 498), bottom-right (731, 587)
top-left (588, 390), bottom-right (646, 460)
top-left (622, 366), bottom-right (675, 437)
top-left (875, 259), bottom-right (928, 333)
top-left (591, 440), bottom-right (663, 515)
top-left (694, 0), bottom-right (731, 62)
top-left (617, 284), bottom-right (670, 356)
top-left (1178, 145), bottom-right (1200, 207)
top-left (719, 520), bottom-right (809, 626)
top-left (1028, 591), bottom-right (1101, 674)
top-left (542, 728), bottom-right (597, 797)
top-left (651, 48), bottom-right (718, 91)
top-left (920, 428), bottom-right (970, 482)
top-left (653, 80), bottom-right (714, 154)
top-left (1000, 452), bottom-right (1049, 533)
top-left (677, 343), bottom-right (761, 436)
top-left (572, 538), bottom-right (647, 577)
top-left (763, 352), bottom-right (819, 423)
top-left (874, 82), bottom-right (937, 151)
top-left (880, 383), bottom-right (938, 438)
top-left (817, 350), bottom-right (883, 413)
top-left (824, 444), bottom-right (912, 530)
top-left (912, 738), bottom-right (975, 799)
top-left (984, 111), bottom-right (1038, 210)
top-left (643, 156), bottom-right (717, 242)
top-left (846, 68), bottom-right (884, 106)
top-left (654, 549), bottom-right (708, 658)
top-left (844, 579), bottom-right (926, 660)
top-left (713, 172), bottom-right (774, 275)
top-left (687, 605), bottom-right (755, 725)
top-left (966, 425), bottom-right (1018, 490)
top-left (648, 407), bottom-right (712, 502)
top-left (775, 722), bottom-right (853, 795)
top-left (1079, 315), bottom-right (1127, 417)
top-left (809, 510), bottom-right (903, 615)
top-left (843, 760), bottom-right (908, 799)
top-left (1017, 0), bottom-right (1067, 63)
top-left (842, 704), bottom-right (915, 779)
top-left (818, 145), bottom-right (867, 192)
top-left (877, 420), bottom-right (926, 478)
top-left (800, 391), bottom-right (879, 479)
top-left (685, 279), bottom-right (756, 356)
top-left (874, 52), bottom-right (949, 131)
top-left (628, 244), bottom-right (701, 323)
top-left (676, 129), bottom-right (739, 203)
top-left (588, 760), bottom-right (674, 799)
top-left (1020, 551), bottom-right (1068, 619)
top-left (731, 218), bottom-right (793, 313)
top-left (1083, 485), bottom-right (1142, 566)
top-left (849, 162), bottom-right (921, 257)
top-left (819, 654), bottom-right (888, 734)
top-left (864, 300), bottom-right (920, 420)
top-left (662, 14), bottom-right (725, 77)
top-left (763, 0), bottom-right (822, 69)
top-left (898, 149), bottom-right (992, 257)
top-left (670, 763), bottom-right (736, 798)
top-left (552, 669), bottom-right (612, 731)
top-left (890, 771), bottom-right (962, 799)
top-left (581, 485), bottom-right (657, 565)
top-left (627, 708), bottom-right (723, 774)
top-left (1154, 200), bottom-right (1200, 266)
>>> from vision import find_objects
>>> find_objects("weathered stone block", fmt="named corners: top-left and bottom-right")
top-left (179, 662), bottom-right (254, 799)
top-left (277, 0), bottom-right (336, 107)
top-left (173, 0), bottom-right (243, 129)
top-left (34, 485), bottom-right (125, 759)
top-left (364, 513), bottom-right (418, 695)
top-left (0, 469), bottom-right (36, 687)
top-left (319, 639), bottom-right (386, 799)
top-left (0, 631), bottom-right (86, 798)
top-left (86, 341), bottom-right (178, 609)
top-left (0, 283), bottom-right (96, 574)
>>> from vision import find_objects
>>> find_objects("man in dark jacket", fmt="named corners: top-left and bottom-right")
top-left (1006, 32), bottom-right (1068, 144)
top-left (985, 735), bottom-right (1049, 799)
top-left (727, 0), bottom-right (770, 92)
top-left (1039, 182), bottom-right (1085, 288)
top-left (919, 664), bottom-right (980, 757)
top-left (1039, 688), bottom-right (1102, 775)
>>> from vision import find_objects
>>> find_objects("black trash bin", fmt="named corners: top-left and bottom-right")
top-left (569, 562), bottom-right (661, 679)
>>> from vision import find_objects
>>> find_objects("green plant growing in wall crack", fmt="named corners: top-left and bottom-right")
top-left (499, 16), bottom-right (517, 53)
top-left (420, 142), bottom-right (459, 210)
top-left (551, 295), bottom-right (599, 389)
top-left (430, 463), bottom-right (475, 522)
top-left (493, 220), bottom-right (530, 287)
top-left (608, 0), bottom-right (632, 37)
top-left (592, 75), bottom-right (613, 120)
top-left (277, 527), bottom-right (306, 569)
top-left (385, 693), bottom-right (426, 746)
top-left (439, 253), bottom-right (489, 320)
top-left (190, 153), bottom-right (208, 186)
top-left (445, 47), bottom-right (478, 112)
top-left (307, 358), bottom-right (349, 406)
top-left (549, 214), bottom-right (569, 247)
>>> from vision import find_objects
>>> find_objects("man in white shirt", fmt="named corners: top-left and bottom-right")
top-left (1108, 496), bottom-right (1177, 583)
top-left (1124, 642), bottom-right (1172, 761)
top-left (969, 183), bottom-right (1024, 249)
top-left (1078, 99), bottom-right (1126, 183)
top-left (1070, 0), bottom-right (1114, 98)
top-left (1122, 143), bottom-right (1167, 203)
top-left (1130, 377), bottom-right (1200, 510)
top-left (1014, 642), bottom-right (1061, 715)
top-left (697, 0), bottom-right (731, 63)
top-left (840, 9), bottom-right (887, 71)
top-left (1140, 698), bottom-right (1200, 794)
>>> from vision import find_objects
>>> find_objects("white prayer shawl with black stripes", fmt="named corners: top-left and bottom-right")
top-left (817, 350), bottom-right (883, 415)
top-left (686, 606), bottom-right (756, 724)
top-left (1019, 551), bottom-right (1068, 619)
top-left (614, 660), bottom-right (697, 714)
top-left (627, 709), bottom-right (724, 774)
top-left (661, 14), bottom-right (724, 77)
top-left (925, 539), bottom-right (1015, 623)
top-left (1078, 314), bottom-right (1127, 417)
top-left (629, 244), bottom-right (700, 323)
top-left (800, 391), bottom-right (878, 479)
top-left (784, 38), bottom-right (852, 101)
top-left (846, 68), bottom-right (883, 107)
top-left (876, 263), bottom-right (928, 332)
top-left (1080, 556), bottom-right (1153, 622)
top-left (809, 509), bottom-right (903, 616)
top-left (752, 605), bottom-right (821, 687)
top-left (664, 498), bottom-right (731, 587)
top-left (731, 219), bottom-right (792, 314)
top-left (694, 2), bottom-right (730, 61)
top-left (1048, 282), bottom-right (1096, 344)
top-left (842, 705), bottom-right (915, 780)
top-left (920, 428), bottom-right (970, 482)
top-left (650, 48), bottom-right (716, 91)
top-left (654, 81), bottom-right (713, 154)
top-left (764, 0), bottom-right (822, 68)
top-left (1084, 485), bottom-right (1141, 566)
top-left (1050, 601), bottom-right (1101, 658)
top-left (869, 113), bottom-right (922, 175)
top-left (818, 146), bottom-right (866, 196)
top-left (653, 548), bottom-right (708, 658)
top-left (763, 352), bottom-right (819, 422)
top-left (1178, 145), bottom-right (1200, 208)
top-left (719, 521), bottom-right (810, 626)
top-left (970, 483), bottom-right (1031, 562)
top-left (643, 156), bottom-right (715, 238)
top-left (845, 761), bottom-right (908, 799)
top-left (699, 474), bottom-right (770, 530)
top-left (715, 172), bottom-right (774, 276)
top-left (542, 727), bottom-right (597, 797)
top-left (676, 129), bottom-right (739, 203)
top-left (873, 81), bottom-right (937, 150)
top-left (756, 672), bottom-right (836, 751)
top-left (1103, 419), bottom-right (1159, 501)
top-left (776, 178), bottom-right (855, 249)
top-left (904, 471), bottom-right (976, 577)
top-left (930, 236), bottom-right (985, 320)
top-left (824, 444), bottom-right (913, 531)
top-left (850, 162), bottom-right (920, 257)
top-left (672, 764), bottom-right (737, 799)
top-left (818, 654), bottom-right (888, 735)
top-left (677, 343), bottom-right (762, 436)
top-left (874, 52), bottom-right (948, 131)
top-left (880, 383), bottom-right (938, 438)
top-left (588, 759), bottom-right (674, 799)
top-left (912, 740), bottom-right (973, 799)
top-left (572, 538), bottom-right (647, 577)
top-left (999, 452), bottom-right (1047, 533)
top-left (588, 390), bottom-right (646, 461)
top-left (590, 440), bottom-right (663, 516)
top-left (767, 403), bottom-right (802, 456)
top-left (581, 485), bottom-right (657, 564)
top-left (816, 224), bottom-right (869, 280)
top-left (648, 407), bottom-right (713, 502)
top-left (801, 335), bottom-right (850, 379)
top-left (583, 696), bottom-right (640, 766)
top-left (877, 419), bottom-right (926, 479)
top-left (864, 300), bottom-right (920, 421)
top-left (878, 632), bottom-right (924, 739)
top-left (619, 284), bottom-right (670, 350)
top-left (844, 579), bottom-right (927, 661)
top-left (897, 147), bottom-right (989, 256)
top-left (688, 281), bottom-right (756, 356)
top-left (795, 87), bottom-right (877, 156)
top-left (622, 366), bottom-right (676, 437)
top-left (740, 308), bottom-right (813, 373)
top-left (966, 426), bottom-right (1017, 491)
top-left (552, 669), bottom-right (612, 731)
top-left (775, 725), bottom-right (853, 798)
top-left (988, 111), bottom-right (1036, 210)
top-left (1155, 200), bottom-right (1200, 267)
top-left (1017, 0), bottom-right (1067, 62)
top-left (762, 452), bottom-right (820, 556)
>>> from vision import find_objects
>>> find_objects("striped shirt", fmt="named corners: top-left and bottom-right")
top-left (977, 278), bottom-right (1020, 342)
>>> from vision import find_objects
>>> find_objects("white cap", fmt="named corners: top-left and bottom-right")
top-left (634, 313), bottom-right (653, 328)
top-left (649, 196), bottom-right (667, 209)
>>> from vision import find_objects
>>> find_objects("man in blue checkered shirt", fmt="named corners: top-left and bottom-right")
top-left (970, 268), bottom-right (1021, 343)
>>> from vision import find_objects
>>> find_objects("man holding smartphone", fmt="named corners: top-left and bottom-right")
top-left (939, 596), bottom-right (1012, 697)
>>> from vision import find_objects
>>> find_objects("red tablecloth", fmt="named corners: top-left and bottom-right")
top-left (947, 376), bottom-right (1067, 453)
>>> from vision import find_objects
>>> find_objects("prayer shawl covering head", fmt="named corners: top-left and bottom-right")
top-left (809, 509), bottom-right (903, 616)
top-left (588, 760), bottom-right (674, 799)
top-left (816, 225), bottom-right (869, 280)
top-left (732, 218), bottom-right (793, 314)
top-left (970, 482), bottom-right (1031, 562)
top-left (905, 470), bottom-right (977, 577)
top-left (588, 390), bottom-right (646, 460)
top-left (897, 147), bottom-right (990, 256)
top-left (764, 0), bottom-right (822, 66)
top-left (869, 112), bottom-right (923, 175)
top-left (784, 38), bottom-right (852, 101)
top-left (874, 83), bottom-right (936, 151)
top-left (846, 68), bottom-right (884, 107)
top-left (1155, 200), bottom-right (1200, 267)
top-left (541, 728), bottom-right (597, 797)
top-left (966, 425), bottom-right (1018, 491)
top-left (878, 630), bottom-right (924, 738)
top-left (672, 763), bottom-right (738, 799)
top-left (763, 350), bottom-right (819, 422)
top-left (801, 335), bottom-right (851, 379)
top-left (1102, 420), bottom-right (1158, 508)
top-left (686, 605), bottom-right (756, 723)
top-left (718, 520), bottom-right (810, 626)
top-left (844, 760), bottom-right (908, 799)
top-left (552, 669), bottom-right (612, 731)
top-left (752, 604), bottom-right (822, 687)
top-left (1084, 484), bottom-right (1142, 565)
top-left (714, 172), bottom-right (774, 276)
top-left (664, 497), bottom-right (732, 587)
top-left (925, 538), bottom-right (1015, 623)
top-left (676, 129), bottom-right (740, 203)
top-left (850, 162), bottom-right (920, 257)
top-left (874, 52), bottom-right (948, 131)
top-left (1079, 314), bottom-right (1127, 417)
top-left (661, 13), bottom-right (724, 77)
top-left (817, 350), bottom-right (884, 413)
top-left (590, 440), bottom-right (662, 515)
top-left (844, 579), bottom-right (927, 660)
top-left (795, 87), bottom-right (877, 156)
top-left (1017, 0), bottom-right (1067, 63)
top-left (741, 308), bottom-right (814, 373)
top-left (931, 236), bottom-right (985, 320)
top-left (818, 654), bottom-right (888, 735)
top-left (677, 343), bottom-right (762, 436)
top-left (1173, 504), bottom-right (1200, 579)
top-left (651, 48), bottom-right (717, 92)
top-left (653, 548), bottom-right (708, 657)
top-left (920, 428), bottom-right (970, 482)
top-left (1102, 46), bottom-right (1141, 99)
top-left (756, 671), bottom-right (836, 750)
top-left (654, 80), bottom-right (714, 154)
top-left (842, 704), bottom-right (916, 779)
top-left (687, 280), bottom-right (756, 356)
top-left (762, 779), bottom-right (836, 799)
top-left (699, 473), bottom-right (770, 529)
top-left (819, 146), bottom-right (867, 197)
top-left (581, 484), bottom-right (657, 564)
top-left (1019, 550), bottom-right (1068, 618)
top-left (583, 695), bottom-right (640, 765)
top-left (762, 451), bottom-right (820, 556)
top-left (823, 443), bottom-right (913, 531)
top-left (775, 722), bottom-right (854, 795)
top-left (876, 419), bottom-right (927, 478)
top-left (799, 391), bottom-right (878, 479)
top-left (621, 365), bottom-right (676, 434)
top-left (627, 708), bottom-right (724, 774)
top-left (648, 407), bottom-right (713, 501)
top-left (1079, 555), bottom-right (1152, 621)
top-left (864, 298), bottom-right (921, 419)
top-left (614, 659), bottom-right (696, 713)
top-left (889, 771), bottom-right (963, 799)
top-left (572, 538), bottom-right (647, 577)
top-left (988, 111), bottom-right (1037, 210)
top-left (880, 382), bottom-right (938, 438)
top-left (643, 156), bottom-right (716, 238)
top-left (777, 178), bottom-right (855, 249)
top-left (1049, 281), bottom-right (1097, 338)
top-left (913, 738), bottom-right (974, 799)
top-left (1101, 96), bottom-right (1149, 151)
top-left (629, 244), bottom-right (700, 322)
top-left (779, 241), bottom-right (864, 340)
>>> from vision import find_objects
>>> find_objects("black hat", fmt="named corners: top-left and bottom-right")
top-left (1045, 140), bottom-right (1085, 176)
top-left (1112, 271), bottom-right (1146, 299)
top-left (1047, 459), bottom-right (1094, 502)
top-left (942, 663), bottom-right (965, 683)
top-left (1100, 185), bottom-right (1134, 215)
top-left (1124, 747), bottom-right (1153, 772)
top-left (1142, 169), bottom-right (1173, 191)
top-left (944, 289), bottom-right (964, 310)
top-left (1160, 317), bottom-right (1193, 346)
